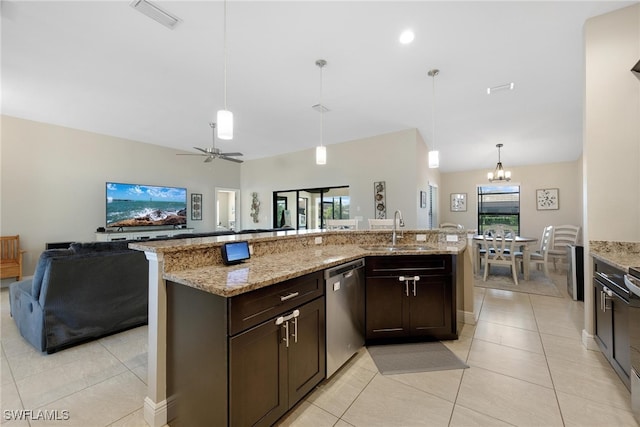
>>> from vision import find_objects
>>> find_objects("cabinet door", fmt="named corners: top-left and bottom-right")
top-left (229, 318), bottom-right (288, 427)
top-left (594, 280), bottom-right (613, 358)
top-left (287, 297), bottom-right (326, 404)
top-left (366, 276), bottom-right (408, 340)
top-left (410, 275), bottom-right (454, 339)
top-left (612, 293), bottom-right (630, 381)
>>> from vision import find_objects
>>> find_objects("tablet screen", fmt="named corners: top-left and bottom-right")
top-left (221, 241), bottom-right (250, 264)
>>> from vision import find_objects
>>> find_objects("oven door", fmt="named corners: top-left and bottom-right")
top-left (624, 274), bottom-right (640, 422)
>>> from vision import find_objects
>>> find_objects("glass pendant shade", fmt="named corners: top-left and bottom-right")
top-left (216, 109), bottom-right (233, 140)
top-left (316, 145), bottom-right (327, 165)
top-left (428, 150), bottom-right (439, 168)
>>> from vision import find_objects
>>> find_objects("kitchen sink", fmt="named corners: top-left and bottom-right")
top-left (360, 245), bottom-right (435, 252)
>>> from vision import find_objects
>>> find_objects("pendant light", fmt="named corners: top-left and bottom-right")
top-left (428, 69), bottom-right (439, 168)
top-left (315, 59), bottom-right (327, 165)
top-left (217, 0), bottom-right (233, 140)
top-left (488, 143), bottom-right (511, 182)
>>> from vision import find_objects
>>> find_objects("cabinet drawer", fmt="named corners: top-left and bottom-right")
top-left (228, 271), bottom-right (324, 336)
top-left (366, 255), bottom-right (452, 277)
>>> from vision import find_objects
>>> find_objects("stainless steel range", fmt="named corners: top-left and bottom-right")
top-left (625, 267), bottom-right (640, 423)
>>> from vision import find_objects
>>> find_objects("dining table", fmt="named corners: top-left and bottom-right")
top-left (471, 234), bottom-right (539, 281)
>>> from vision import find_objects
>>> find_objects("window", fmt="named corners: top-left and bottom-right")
top-left (273, 185), bottom-right (349, 230)
top-left (477, 185), bottom-right (520, 235)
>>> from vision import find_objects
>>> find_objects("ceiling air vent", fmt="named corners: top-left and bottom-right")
top-left (130, 0), bottom-right (181, 30)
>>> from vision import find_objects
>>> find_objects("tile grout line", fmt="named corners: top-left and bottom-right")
top-left (530, 288), bottom-right (568, 427)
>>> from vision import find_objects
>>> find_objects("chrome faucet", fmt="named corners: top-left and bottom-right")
top-left (392, 210), bottom-right (405, 245)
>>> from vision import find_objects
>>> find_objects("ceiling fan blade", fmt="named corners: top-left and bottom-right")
top-left (177, 153), bottom-right (206, 156)
top-left (204, 156), bottom-right (214, 163)
top-left (220, 156), bottom-right (244, 163)
top-left (220, 152), bottom-right (243, 157)
top-left (193, 147), bottom-right (210, 154)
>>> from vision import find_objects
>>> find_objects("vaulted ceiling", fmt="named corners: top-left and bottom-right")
top-left (2, 1), bottom-right (636, 171)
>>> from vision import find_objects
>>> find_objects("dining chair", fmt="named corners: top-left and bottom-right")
top-left (548, 224), bottom-right (580, 271)
top-left (482, 226), bottom-right (519, 285)
top-left (326, 219), bottom-right (358, 230)
top-left (368, 219), bottom-right (395, 229)
top-left (516, 225), bottom-right (553, 278)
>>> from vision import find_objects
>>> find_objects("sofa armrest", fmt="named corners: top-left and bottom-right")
top-left (10, 280), bottom-right (46, 351)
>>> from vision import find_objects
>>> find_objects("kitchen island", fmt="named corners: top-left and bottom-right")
top-left (130, 229), bottom-right (470, 427)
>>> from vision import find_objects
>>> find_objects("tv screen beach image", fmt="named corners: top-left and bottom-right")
top-left (106, 182), bottom-right (187, 227)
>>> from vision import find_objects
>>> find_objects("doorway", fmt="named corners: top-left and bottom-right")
top-left (215, 188), bottom-right (240, 231)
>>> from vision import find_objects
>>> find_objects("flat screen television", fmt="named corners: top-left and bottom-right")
top-left (106, 182), bottom-right (187, 228)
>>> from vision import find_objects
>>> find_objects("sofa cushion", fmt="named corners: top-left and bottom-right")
top-left (31, 249), bottom-right (74, 298)
top-left (70, 241), bottom-right (130, 254)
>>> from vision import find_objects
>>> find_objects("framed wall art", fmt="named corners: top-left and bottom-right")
top-left (374, 181), bottom-right (386, 218)
top-left (450, 193), bottom-right (467, 212)
top-left (191, 193), bottom-right (202, 220)
top-left (536, 188), bottom-right (559, 210)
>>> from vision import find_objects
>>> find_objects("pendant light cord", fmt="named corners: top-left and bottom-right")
top-left (432, 72), bottom-right (436, 151)
top-left (320, 63), bottom-right (324, 148)
top-left (223, 0), bottom-right (228, 110)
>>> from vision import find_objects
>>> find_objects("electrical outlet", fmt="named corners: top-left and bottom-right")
top-left (315, 236), bottom-right (323, 244)
top-left (416, 234), bottom-right (427, 241)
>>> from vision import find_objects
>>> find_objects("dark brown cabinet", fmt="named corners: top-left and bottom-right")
top-left (365, 255), bottom-right (457, 343)
top-left (166, 271), bottom-right (325, 427)
top-left (229, 297), bottom-right (325, 427)
top-left (593, 259), bottom-right (630, 389)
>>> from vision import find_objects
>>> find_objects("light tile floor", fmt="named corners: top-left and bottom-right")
top-left (1, 270), bottom-right (637, 427)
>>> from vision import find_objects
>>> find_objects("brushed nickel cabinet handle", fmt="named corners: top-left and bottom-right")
top-left (280, 292), bottom-right (299, 302)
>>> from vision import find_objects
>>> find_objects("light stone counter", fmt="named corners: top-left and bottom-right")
top-left (132, 228), bottom-right (468, 297)
top-left (162, 242), bottom-right (464, 297)
top-left (590, 240), bottom-right (640, 272)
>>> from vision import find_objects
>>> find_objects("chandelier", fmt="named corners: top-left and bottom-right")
top-left (488, 143), bottom-right (511, 182)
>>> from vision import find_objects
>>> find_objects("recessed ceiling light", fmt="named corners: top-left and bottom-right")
top-left (399, 29), bottom-right (415, 45)
top-left (487, 82), bottom-right (515, 95)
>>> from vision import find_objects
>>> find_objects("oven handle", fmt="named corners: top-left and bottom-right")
top-left (625, 275), bottom-right (640, 298)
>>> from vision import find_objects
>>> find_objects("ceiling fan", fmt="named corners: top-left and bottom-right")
top-left (177, 122), bottom-right (243, 163)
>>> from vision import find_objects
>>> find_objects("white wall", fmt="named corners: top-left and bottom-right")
top-left (240, 128), bottom-right (440, 230)
top-left (582, 4), bottom-right (640, 340)
top-left (439, 160), bottom-right (583, 239)
top-left (585, 4), bottom-right (640, 242)
top-left (0, 116), bottom-right (241, 275)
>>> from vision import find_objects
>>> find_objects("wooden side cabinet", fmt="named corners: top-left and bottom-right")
top-left (365, 255), bottom-right (456, 344)
top-left (166, 271), bottom-right (325, 427)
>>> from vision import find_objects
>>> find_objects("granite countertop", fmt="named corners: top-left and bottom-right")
top-left (164, 242), bottom-right (464, 297)
top-left (590, 241), bottom-right (640, 272)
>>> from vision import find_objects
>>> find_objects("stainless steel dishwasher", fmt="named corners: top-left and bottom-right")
top-left (325, 258), bottom-right (365, 378)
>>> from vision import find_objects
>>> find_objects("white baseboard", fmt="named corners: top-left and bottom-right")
top-left (462, 310), bottom-right (477, 326)
top-left (144, 396), bottom-right (168, 427)
top-left (582, 329), bottom-right (600, 351)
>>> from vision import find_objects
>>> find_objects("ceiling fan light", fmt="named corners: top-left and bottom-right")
top-left (216, 110), bottom-right (233, 140)
top-left (316, 145), bottom-right (327, 165)
top-left (428, 150), bottom-right (439, 168)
